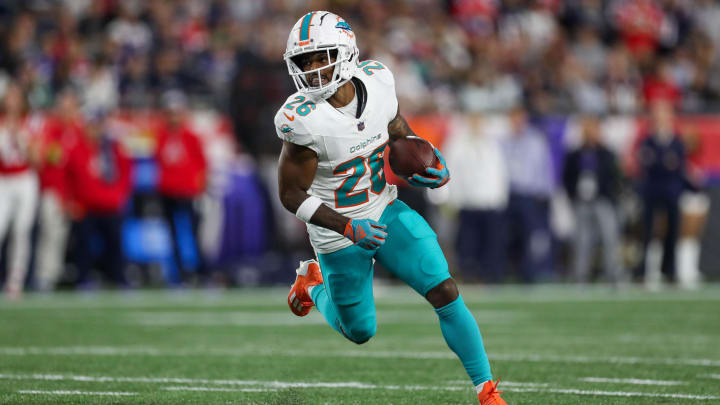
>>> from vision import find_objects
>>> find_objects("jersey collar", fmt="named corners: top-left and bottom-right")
top-left (350, 76), bottom-right (367, 119)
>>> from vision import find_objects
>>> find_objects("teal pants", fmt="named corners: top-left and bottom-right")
top-left (315, 199), bottom-right (450, 342)
top-left (310, 199), bottom-right (493, 385)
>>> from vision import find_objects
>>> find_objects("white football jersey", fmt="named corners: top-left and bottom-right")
top-left (275, 60), bottom-right (399, 254)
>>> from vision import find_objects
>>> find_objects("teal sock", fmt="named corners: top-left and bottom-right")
top-left (309, 284), bottom-right (343, 335)
top-left (434, 295), bottom-right (493, 385)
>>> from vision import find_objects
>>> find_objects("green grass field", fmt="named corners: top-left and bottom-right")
top-left (1, 285), bottom-right (719, 404)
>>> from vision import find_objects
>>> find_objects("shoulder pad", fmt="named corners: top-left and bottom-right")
top-left (275, 93), bottom-right (320, 125)
top-left (274, 94), bottom-right (319, 153)
top-left (355, 60), bottom-right (395, 87)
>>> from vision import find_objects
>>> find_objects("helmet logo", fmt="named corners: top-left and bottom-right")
top-left (335, 21), bottom-right (352, 31)
top-left (335, 19), bottom-right (354, 39)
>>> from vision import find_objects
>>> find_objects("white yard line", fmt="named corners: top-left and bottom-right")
top-left (580, 377), bottom-right (685, 386)
top-left (504, 387), bottom-right (718, 400)
top-left (17, 390), bottom-right (137, 396)
top-left (1, 372), bottom-right (718, 400)
top-left (253, 382), bottom-right (465, 391)
top-left (0, 346), bottom-right (164, 356)
top-left (0, 372), bottom-right (525, 390)
top-left (487, 353), bottom-right (720, 367)
top-left (699, 374), bottom-right (720, 379)
top-left (163, 386), bottom-right (275, 392)
top-left (446, 380), bottom-right (550, 387)
top-left (0, 372), bottom-right (260, 386)
top-left (0, 372), bottom-right (464, 391)
top-left (0, 373), bottom-right (260, 385)
top-left (2, 345), bottom-right (720, 368)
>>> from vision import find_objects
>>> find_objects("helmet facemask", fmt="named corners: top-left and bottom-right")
top-left (285, 44), bottom-right (357, 100)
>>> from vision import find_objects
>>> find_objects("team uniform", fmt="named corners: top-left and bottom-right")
top-left (274, 11), bottom-right (505, 404)
top-left (275, 61), bottom-right (396, 254)
top-left (275, 59), bottom-right (452, 293)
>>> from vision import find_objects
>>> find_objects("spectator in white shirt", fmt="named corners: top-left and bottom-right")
top-left (445, 112), bottom-right (509, 282)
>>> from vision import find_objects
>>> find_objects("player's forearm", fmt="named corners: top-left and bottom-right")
top-left (280, 189), bottom-right (349, 235)
top-left (308, 203), bottom-right (351, 235)
top-left (387, 111), bottom-right (417, 141)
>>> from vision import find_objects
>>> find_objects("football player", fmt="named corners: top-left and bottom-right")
top-left (274, 11), bottom-right (507, 404)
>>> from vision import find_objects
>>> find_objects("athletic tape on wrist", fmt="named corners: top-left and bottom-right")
top-left (295, 195), bottom-right (323, 223)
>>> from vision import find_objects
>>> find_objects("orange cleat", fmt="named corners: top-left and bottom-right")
top-left (477, 379), bottom-right (507, 405)
top-left (287, 259), bottom-right (324, 317)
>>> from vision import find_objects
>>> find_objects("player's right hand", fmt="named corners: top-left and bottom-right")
top-left (343, 218), bottom-right (387, 250)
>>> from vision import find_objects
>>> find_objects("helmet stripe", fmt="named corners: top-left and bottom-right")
top-left (299, 12), bottom-right (315, 42)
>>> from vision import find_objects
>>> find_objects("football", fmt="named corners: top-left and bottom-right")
top-left (388, 136), bottom-right (438, 178)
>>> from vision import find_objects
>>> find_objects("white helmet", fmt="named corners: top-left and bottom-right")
top-left (284, 11), bottom-right (359, 100)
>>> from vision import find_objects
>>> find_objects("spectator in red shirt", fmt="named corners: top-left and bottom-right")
top-left (155, 91), bottom-right (207, 282)
top-left (612, 0), bottom-right (664, 57)
top-left (642, 59), bottom-right (681, 107)
top-left (66, 110), bottom-right (132, 287)
top-left (0, 83), bottom-right (39, 300)
top-left (34, 88), bottom-right (83, 291)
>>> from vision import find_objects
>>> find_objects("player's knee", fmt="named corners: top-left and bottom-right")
top-left (426, 278), bottom-right (459, 309)
top-left (344, 318), bottom-right (376, 344)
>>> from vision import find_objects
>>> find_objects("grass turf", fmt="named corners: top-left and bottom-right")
top-left (1, 285), bottom-right (719, 404)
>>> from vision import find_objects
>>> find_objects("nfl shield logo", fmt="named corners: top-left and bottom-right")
top-left (357, 121), bottom-right (365, 131)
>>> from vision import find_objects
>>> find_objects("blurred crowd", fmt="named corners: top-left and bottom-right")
top-left (0, 0), bottom-right (717, 298)
top-left (438, 100), bottom-right (707, 287)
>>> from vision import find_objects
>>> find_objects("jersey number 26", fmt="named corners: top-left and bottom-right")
top-left (333, 143), bottom-right (387, 208)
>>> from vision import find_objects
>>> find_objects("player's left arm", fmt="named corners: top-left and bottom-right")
top-left (387, 110), bottom-right (450, 188)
